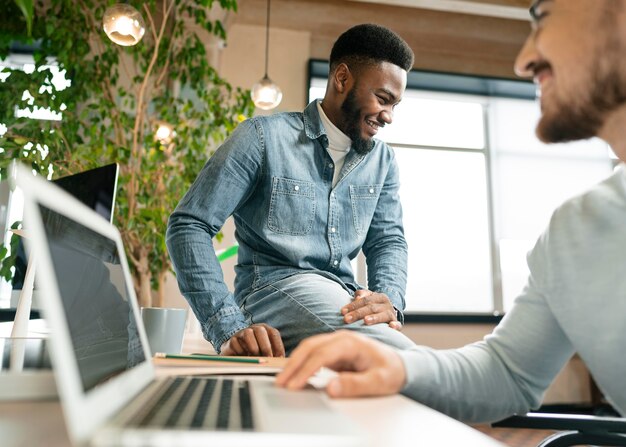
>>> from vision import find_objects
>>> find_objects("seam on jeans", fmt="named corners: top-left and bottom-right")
top-left (241, 296), bottom-right (255, 326)
top-left (268, 284), bottom-right (336, 332)
top-left (252, 252), bottom-right (260, 289)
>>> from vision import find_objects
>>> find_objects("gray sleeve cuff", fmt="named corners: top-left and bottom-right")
top-left (396, 348), bottom-right (427, 401)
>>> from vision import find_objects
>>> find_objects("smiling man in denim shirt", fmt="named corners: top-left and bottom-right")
top-left (167, 24), bottom-right (416, 356)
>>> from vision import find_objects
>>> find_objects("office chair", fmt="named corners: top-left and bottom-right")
top-left (492, 412), bottom-right (626, 446)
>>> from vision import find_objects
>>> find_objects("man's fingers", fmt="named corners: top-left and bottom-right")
top-left (224, 324), bottom-right (284, 357)
top-left (276, 333), bottom-right (349, 387)
top-left (342, 293), bottom-right (398, 325)
top-left (341, 293), bottom-right (388, 314)
top-left (252, 325), bottom-right (273, 357)
top-left (276, 335), bottom-right (330, 385)
top-left (326, 371), bottom-right (383, 398)
top-left (327, 365), bottom-right (404, 398)
top-left (228, 336), bottom-right (245, 355)
top-left (266, 326), bottom-right (285, 357)
top-left (342, 295), bottom-right (375, 314)
top-left (353, 289), bottom-right (372, 300)
top-left (253, 324), bottom-right (285, 357)
top-left (343, 303), bottom-right (376, 323)
top-left (239, 328), bottom-right (261, 355)
top-left (220, 343), bottom-right (234, 356)
top-left (345, 303), bottom-right (395, 324)
top-left (388, 320), bottom-right (403, 331)
top-left (285, 345), bottom-right (357, 390)
top-left (278, 332), bottom-right (407, 399)
top-left (363, 308), bottom-right (398, 325)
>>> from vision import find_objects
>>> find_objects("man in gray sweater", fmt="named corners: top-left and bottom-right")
top-left (276, 0), bottom-right (626, 422)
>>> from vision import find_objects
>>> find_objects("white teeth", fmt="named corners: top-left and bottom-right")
top-left (366, 120), bottom-right (379, 129)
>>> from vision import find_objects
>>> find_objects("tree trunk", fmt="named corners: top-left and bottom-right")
top-left (138, 270), bottom-right (152, 308)
top-left (155, 270), bottom-right (167, 308)
top-left (136, 251), bottom-right (152, 308)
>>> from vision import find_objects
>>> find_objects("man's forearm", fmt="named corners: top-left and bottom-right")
top-left (166, 214), bottom-right (246, 348)
top-left (364, 235), bottom-right (408, 311)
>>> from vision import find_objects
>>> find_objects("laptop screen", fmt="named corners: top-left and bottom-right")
top-left (39, 203), bottom-right (146, 392)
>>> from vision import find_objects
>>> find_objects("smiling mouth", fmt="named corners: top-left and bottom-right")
top-left (532, 62), bottom-right (553, 90)
top-left (366, 119), bottom-right (382, 133)
top-left (534, 70), bottom-right (552, 87)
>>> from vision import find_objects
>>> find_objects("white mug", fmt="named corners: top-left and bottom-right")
top-left (140, 307), bottom-right (187, 355)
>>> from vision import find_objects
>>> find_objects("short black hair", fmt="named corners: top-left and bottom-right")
top-left (330, 24), bottom-right (414, 73)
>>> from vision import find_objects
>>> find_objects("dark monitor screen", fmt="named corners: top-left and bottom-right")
top-left (52, 163), bottom-right (119, 224)
top-left (11, 163), bottom-right (119, 290)
top-left (38, 202), bottom-right (145, 390)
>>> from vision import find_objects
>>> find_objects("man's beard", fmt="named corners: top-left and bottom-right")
top-left (341, 88), bottom-right (374, 155)
top-left (537, 34), bottom-right (626, 143)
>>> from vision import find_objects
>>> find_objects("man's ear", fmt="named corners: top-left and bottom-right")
top-left (333, 63), bottom-right (352, 94)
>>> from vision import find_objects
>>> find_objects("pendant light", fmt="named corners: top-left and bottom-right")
top-left (102, 3), bottom-right (146, 47)
top-left (251, 0), bottom-right (282, 110)
top-left (154, 120), bottom-right (175, 145)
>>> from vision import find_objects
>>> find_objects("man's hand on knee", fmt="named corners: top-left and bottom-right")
top-left (341, 289), bottom-right (402, 330)
top-left (220, 323), bottom-right (285, 357)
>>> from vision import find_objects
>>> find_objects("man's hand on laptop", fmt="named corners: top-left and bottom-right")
top-left (220, 323), bottom-right (286, 357)
top-left (341, 289), bottom-right (402, 330)
top-left (275, 330), bottom-right (406, 397)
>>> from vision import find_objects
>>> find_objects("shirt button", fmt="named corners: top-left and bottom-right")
top-left (294, 185), bottom-right (300, 191)
top-left (331, 227), bottom-right (336, 233)
top-left (333, 260), bottom-right (339, 266)
top-left (328, 163), bottom-right (334, 168)
top-left (369, 188), bottom-right (374, 194)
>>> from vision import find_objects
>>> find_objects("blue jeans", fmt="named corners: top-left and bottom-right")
top-left (238, 273), bottom-right (416, 354)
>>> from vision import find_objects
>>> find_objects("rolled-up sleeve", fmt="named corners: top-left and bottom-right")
top-left (362, 150), bottom-right (408, 315)
top-left (166, 119), bottom-right (264, 350)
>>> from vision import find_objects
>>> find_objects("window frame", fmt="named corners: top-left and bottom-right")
top-left (308, 60), bottom-right (538, 323)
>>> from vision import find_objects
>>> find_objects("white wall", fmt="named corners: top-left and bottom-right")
top-left (220, 24), bottom-right (311, 113)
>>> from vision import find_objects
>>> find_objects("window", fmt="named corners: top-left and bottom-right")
top-left (309, 61), bottom-right (613, 316)
top-left (0, 53), bottom-right (69, 307)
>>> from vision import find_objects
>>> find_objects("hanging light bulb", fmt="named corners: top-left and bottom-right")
top-left (154, 121), bottom-right (175, 145)
top-left (251, 0), bottom-right (282, 110)
top-left (102, 4), bottom-right (146, 47)
top-left (252, 75), bottom-right (282, 111)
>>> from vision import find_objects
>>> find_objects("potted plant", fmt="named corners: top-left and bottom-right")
top-left (0, 0), bottom-right (254, 307)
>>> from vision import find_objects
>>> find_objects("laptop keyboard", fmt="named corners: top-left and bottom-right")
top-left (130, 377), bottom-right (255, 431)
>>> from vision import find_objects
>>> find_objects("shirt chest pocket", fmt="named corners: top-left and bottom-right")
top-left (350, 184), bottom-right (382, 235)
top-left (268, 177), bottom-right (316, 235)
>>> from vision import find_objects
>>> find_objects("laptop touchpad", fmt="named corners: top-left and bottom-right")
top-left (263, 387), bottom-right (329, 412)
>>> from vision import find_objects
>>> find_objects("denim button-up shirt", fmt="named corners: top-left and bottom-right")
top-left (167, 100), bottom-right (408, 350)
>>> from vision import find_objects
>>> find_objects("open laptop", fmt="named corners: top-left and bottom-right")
top-left (13, 163), bottom-right (361, 447)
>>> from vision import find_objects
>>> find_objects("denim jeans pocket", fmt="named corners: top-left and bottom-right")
top-left (349, 184), bottom-right (382, 234)
top-left (268, 176), bottom-right (316, 235)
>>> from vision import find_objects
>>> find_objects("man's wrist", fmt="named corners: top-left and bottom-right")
top-left (393, 306), bottom-right (404, 324)
top-left (212, 322), bottom-right (248, 354)
top-left (370, 289), bottom-right (405, 324)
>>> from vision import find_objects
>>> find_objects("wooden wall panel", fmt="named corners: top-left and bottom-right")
top-left (232, 0), bottom-right (531, 79)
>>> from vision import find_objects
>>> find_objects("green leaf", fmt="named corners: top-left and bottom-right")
top-left (13, 0), bottom-right (34, 37)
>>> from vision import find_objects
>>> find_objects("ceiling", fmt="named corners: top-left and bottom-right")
top-left (348, 0), bottom-right (531, 21)
top-left (229, 0), bottom-right (532, 78)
